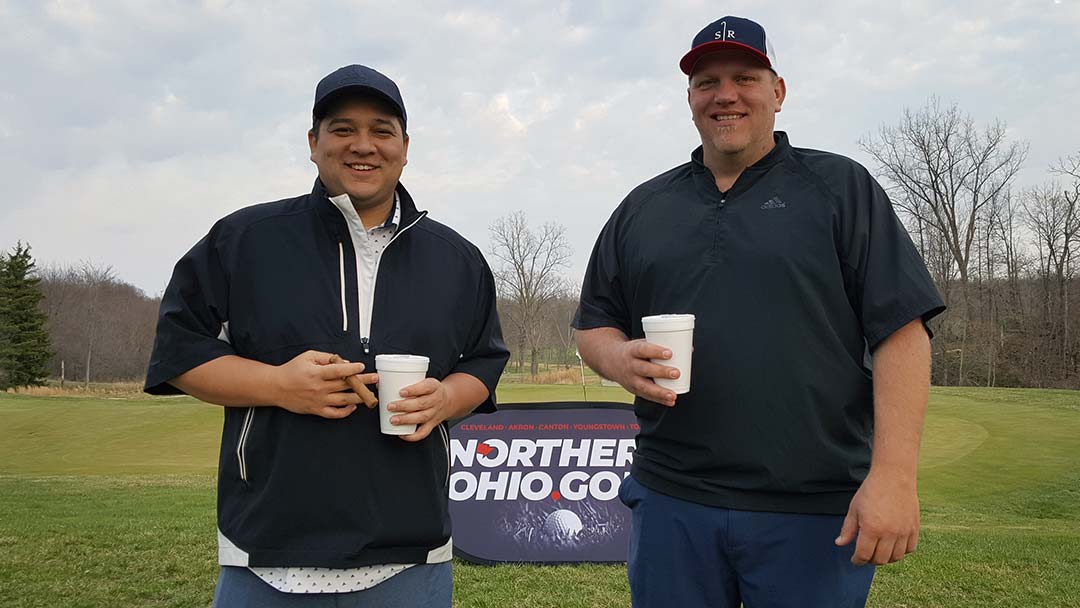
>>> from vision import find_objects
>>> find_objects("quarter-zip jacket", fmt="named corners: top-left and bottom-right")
top-left (328, 191), bottom-right (401, 349)
top-left (574, 133), bottom-right (945, 515)
top-left (145, 179), bottom-right (509, 567)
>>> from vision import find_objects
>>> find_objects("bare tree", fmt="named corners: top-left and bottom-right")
top-left (1042, 154), bottom-right (1080, 373)
top-left (991, 189), bottom-right (1026, 312)
top-left (1022, 184), bottom-right (1078, 315)
top-left (1053, 153), bottom-right (1080, 205)
top-left (488, 211), bottom-right (572, 377)
top-left (859, 97), bottom-right (1028, 315)
top-left (546, 292), bottom-right (581, 367)
top-left (79, 262), bottom-right (114, 386)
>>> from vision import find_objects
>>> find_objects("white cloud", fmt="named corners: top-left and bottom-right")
top-left (489, 94), bottom-right (529, 136)
top-left (952, 19), bottom-right (987, 35)
top-left (574, 101), bottom-right (609, 131)
top-left (444, 9), bottom-right (505, 38)
top-left (562, 25), bottom-right (591, 44)
top-left (44, 0), bottom-right (98, 28)
top-left (1, 0), bottom-right (1078, 294)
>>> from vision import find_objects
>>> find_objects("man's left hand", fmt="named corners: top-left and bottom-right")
top-left (386, 378), bottom-right (453, 442)
top-left (835, 467), bottom-right (920, 565)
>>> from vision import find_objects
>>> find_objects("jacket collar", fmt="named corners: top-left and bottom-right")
top-left (690, 130), bottom-right (792, 175)
top-left (312, 178), bottom-right (425, 234)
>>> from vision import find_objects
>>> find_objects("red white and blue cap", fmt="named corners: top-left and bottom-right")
top-left (679, 16), bottom-right (778, 75)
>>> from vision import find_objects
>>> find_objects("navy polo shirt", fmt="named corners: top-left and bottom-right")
top-left (574, 132), bottom-right (945, 514)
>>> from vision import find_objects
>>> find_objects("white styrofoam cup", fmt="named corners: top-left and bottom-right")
top-left (641, 314), bottom-right (695, 394)
top-left (375, 354), bottom-right (430, 435)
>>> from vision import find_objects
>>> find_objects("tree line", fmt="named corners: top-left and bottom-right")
top-left (34, 263), bottom-right (162, 385)
top-left (492, 97), bottom-right (1080, 389)
top-left (3, 96), bottom-right (1079, 389)
top-left (0, 248), bottom-right (162, 388)
top-left (861, 97), bottom-right (1080, 388)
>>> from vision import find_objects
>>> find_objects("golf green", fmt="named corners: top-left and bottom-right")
top-left (1, 385), bottom-right (1077, 607)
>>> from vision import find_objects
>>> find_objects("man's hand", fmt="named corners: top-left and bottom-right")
top-left (270, 350), bottom-right (376, 419)
top-left (835, 467), bottom-right (920, 565)
top-left (576, 328), bottom-right (681, 407)
top-left (386, 378), bottom-right (454, 442)
top-left (836, 318), bottom-right (930, 566)
top-left (608, 339), bottom-right (681, 407)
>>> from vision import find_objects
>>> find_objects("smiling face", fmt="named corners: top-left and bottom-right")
top-left (688, 50), bottom-right (786, 170)
top-left (308, 96), bottom-right (409, 214)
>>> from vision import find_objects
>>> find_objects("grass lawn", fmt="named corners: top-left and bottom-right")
top-left (1, 385), bottom-right (1078, 607)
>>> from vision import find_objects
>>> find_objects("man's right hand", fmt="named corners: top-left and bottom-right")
top-left (607, 339), bottom-right (681, 407)
top-left (269, 350), bottom-right (375, 418)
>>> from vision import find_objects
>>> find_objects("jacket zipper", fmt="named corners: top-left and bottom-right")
top-left (359, 211), bottom-right (428, 354)
top-left (438, 423), bottom-right (450, 487)
top-left (237, 407), bottom-right (255, 483)
top-left (711, 194), bottom-right (727, 263)
top-left (338, 242), bottom-right (348, 333)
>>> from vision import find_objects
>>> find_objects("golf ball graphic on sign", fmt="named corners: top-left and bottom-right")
top-left (543, 509), bottom-right (583, 539)
top-left (449, 406), bottom-right (638, 562)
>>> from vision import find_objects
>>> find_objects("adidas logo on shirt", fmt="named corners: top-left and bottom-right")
top-left (760, 197), bottom-right (786, 210)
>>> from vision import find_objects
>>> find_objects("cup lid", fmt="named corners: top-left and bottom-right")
top-left (641, 314), bottom-right (695, 332)
top-left (375, 354), bottom-right (430, 372)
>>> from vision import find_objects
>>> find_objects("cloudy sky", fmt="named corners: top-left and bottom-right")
top-left (2, 0), bottom-right (1078, 296)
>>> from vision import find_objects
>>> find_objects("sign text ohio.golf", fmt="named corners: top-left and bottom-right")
top-left (449, 437), bottom-right (636, 502)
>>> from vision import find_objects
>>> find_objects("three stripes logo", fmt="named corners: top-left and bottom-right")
top-left (760, 196), bottom-right (786, 210)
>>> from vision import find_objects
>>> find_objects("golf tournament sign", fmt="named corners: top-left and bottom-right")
top-left (448, 402), bottom-right (637, 564)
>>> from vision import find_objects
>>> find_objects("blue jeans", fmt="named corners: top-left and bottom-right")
top-left (212, 563), bottom-right (452, 608)
top-left (620, 475), bottom-right (875, 608)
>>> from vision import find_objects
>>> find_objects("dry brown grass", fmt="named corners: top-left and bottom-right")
top-left (5, 381), bottom-right (147, 399)
top-left (528, 367), bottom-right (592, 385)
top-left (500, 363), bottom-right (607, 385)
top-left (3, 371), bottom-right (605, 396)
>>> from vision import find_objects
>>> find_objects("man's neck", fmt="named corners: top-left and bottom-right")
top-left (702, 137), bottom-right (776, 193)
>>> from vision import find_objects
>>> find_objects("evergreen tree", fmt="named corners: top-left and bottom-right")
top-left (0, 251), bottom-right (10, 389)
top-left (0, 243), bottom-right (52, 389)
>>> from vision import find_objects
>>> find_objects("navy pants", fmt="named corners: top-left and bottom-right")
top-left (212, 563), bottom-right (452, 608)
top-left (620, 475), bottom-right (875, 608)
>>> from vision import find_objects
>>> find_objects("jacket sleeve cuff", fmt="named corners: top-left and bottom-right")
top-left (450, 355), bottom-right (507, 414)
top-left (144, 341), bottom-right (236, 395)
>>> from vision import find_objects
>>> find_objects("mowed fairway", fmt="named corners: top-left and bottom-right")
top-left (1, 386), bottom-right (1078, 607)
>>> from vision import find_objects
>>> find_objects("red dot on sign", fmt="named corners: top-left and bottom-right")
top-left (476, 443), bottom-right (493, 456)
top-left (551, 491), bottom-right (561, 500)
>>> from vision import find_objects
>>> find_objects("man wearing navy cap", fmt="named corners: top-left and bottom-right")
top-left (145, 65), bottom-right (508, 606)
top-left (575, 17), bottom-right (944, 607)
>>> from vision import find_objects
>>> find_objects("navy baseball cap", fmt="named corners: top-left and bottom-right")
top-left (313, 64), bottom-right (407, 132)
top-left (679, 16), bottom-right (778, 75)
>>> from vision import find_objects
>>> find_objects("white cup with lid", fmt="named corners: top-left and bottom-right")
top-left (641, 314), bottom-right (695, 394)
top-left (375, 354), bottom-right (430, 435)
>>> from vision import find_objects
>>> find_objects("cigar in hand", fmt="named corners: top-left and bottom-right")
top-left (329, 355), bottom-right (379, 409)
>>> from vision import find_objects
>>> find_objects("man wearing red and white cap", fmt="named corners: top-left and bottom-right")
top-left (575, 16), bottom-right (944, 607)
